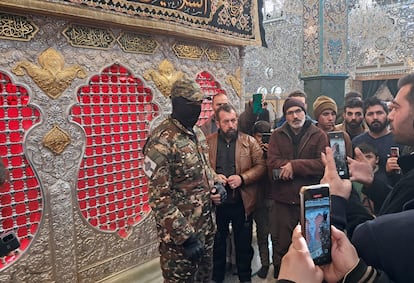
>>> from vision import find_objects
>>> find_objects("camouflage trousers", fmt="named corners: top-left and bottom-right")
top-left (159, 232), bottom-right (215, 283)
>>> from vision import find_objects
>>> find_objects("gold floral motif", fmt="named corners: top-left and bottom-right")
top-left (12, 48), bottom-right (87, 99)
top-left (205, 46), bottom-right (231, 62)
top-left (63, 24), bottom-right (116, 49)
top-left (117, 32), bottom-right (159, 54)
top-left (217, 0), bottom-right (250, 31)
top-left (225, 67), bottom-right (242, 97)
top-left (144, 60), bottom-right (184, 98)
top-left (0, 13), bottom-right (39, 41)
top-left (172, 42), bottom-right (204, 59)
top-left (42, 125), bottom-right (71, 155)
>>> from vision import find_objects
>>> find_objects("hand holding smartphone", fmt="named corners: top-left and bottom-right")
top-left (300, 184), bottom-right (331, 265)
top-left (390, 146), bottom-right (401, 174)
top-left (252, 93), bottom-right (263, 114)
top-left (328, 131), bottom-right (349, 179)
top-left (261, 133), bottom-right (271, 144)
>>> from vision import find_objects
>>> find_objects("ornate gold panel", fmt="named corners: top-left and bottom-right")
top-left (172, 41), bottom-right (204, 60)
top-left (0, 13), bottom-right (38, 41)
top-left (12, 48), bottom-right (87, 99)
top-left (42, 124), bottom-right (71, 154)
top-left (225, 67), bottom-right (242, 97)
top-left (117, 32), bottom-right (159, 54)
top-left (144, 59), bottom-right (184, 98)
top-left (205, 46), bottom-right (231, 62)
top-left (63, 24), bottom-right (116, 50)
top-left (0, 0), bottom-right (263, 46)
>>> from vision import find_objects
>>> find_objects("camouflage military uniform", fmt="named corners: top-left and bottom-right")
top-left (143, 117), bottom-right (217, 283)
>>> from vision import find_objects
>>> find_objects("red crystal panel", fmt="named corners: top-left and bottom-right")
top-left (195, 71), bottom-right (226, 127)
top-left (72, 64), bottom-right (157, 238)
top-left (0, 72), bottom-right (42, 270)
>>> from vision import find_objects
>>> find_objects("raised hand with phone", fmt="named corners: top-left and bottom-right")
top-left (386, 146), bottom-right (401, 174)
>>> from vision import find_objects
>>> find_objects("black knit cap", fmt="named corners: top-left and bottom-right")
top-left (282, 98), bottom-right (306, 115)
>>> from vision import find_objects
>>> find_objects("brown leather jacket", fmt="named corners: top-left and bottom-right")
top-left (207, 131), bottom-right (266, 215)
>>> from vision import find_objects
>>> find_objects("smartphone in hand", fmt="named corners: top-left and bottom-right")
top-left (328, 131), bottom-right (349, 179)
top-left (300, 184), bottom-right (331, 265)
top-left (390, 146), bottom-right (400, 158)
top-left (390, 146), bottom-right (401, 174)
top-left (252, 93), bottom-right (263, 115)
top-left (261, 133), bottom-right (271, 144)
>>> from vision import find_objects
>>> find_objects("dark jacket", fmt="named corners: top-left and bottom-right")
top-left (207, 131), bottom-right (266, 216)
top-left (378, 153), bottom-right (414, 214)
top-left (276, 259), bottom-right (393, 283)
top-left (352, 202), bottom-right (414, 283)
top-left (266, 121), bottom-right (329, 204)
top-left (332, 154), bottom-right (414, 236)
top-left (331, 188), bottom-right (374, 238)
top-left (238, 101), bottom-right (259, 136)
top-left (330, 154), bottom-right (414, 282)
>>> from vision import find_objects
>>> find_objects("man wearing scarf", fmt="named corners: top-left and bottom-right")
top-left (266, 96), bottom-right (328, 278)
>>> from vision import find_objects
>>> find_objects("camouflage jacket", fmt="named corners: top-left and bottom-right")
top-left (143, 117), bottom-right (217, 246)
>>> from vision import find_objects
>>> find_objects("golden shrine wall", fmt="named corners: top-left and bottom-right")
top-left (0, 12), bottom-right (242, 282)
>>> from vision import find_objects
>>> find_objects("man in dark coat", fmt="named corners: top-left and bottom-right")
top-left (335, 73), bottom-right (414, 282)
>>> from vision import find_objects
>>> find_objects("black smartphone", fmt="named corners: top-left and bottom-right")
top-left (261, 133), bottom-right (271, 144)
top-left (300, 184), bottom-right (331, 265)
top-left (390, 146), bottom-right (400, 158)
top-left (0, 232), bottom-right (20, 257)
top-left (252, 93), bottom-right (263, 114)
top-left (390, 146), bottom-right (401, 174)
top-left (328, 131), bottom-right (349, 179)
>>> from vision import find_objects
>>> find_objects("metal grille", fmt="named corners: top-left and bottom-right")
top-left (0, 72), bottom-right (42, 270)
top-left (196, 71), bottom-right (226, 127)
top-left (72, 64), bottom-right (158, 238)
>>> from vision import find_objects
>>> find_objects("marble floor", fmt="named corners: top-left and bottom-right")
top-left (222, 235), bottom-right (277, 283)
top-left (104, 224), bottom-right (277, 283)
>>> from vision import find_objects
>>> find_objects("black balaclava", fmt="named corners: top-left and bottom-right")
top-left (171, 96), bottom-right (201, 129)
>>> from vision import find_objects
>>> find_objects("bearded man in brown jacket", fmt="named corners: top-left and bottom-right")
top-left (267, 97), bottom-right (328, 278)
top-left (207, 103), bottom-right (266, 283)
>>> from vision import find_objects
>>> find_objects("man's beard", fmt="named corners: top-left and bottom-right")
top-left (368, 120), bottom-right (387, 133)
top-left (288, 118), bottom-right (305, 129)
top-left (222, 129), bottom-right (237, 140)
top-left (347, 120), bottom-right (362, 129)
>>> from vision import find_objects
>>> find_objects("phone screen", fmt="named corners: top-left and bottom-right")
top-left (252, 93), bottom-right (263, 114)
top-left (390, 146), bottom-right (400, 157)
top-left (300, 184), bottom-right (331, 265)
top-left (390, 147), bottom-right (401, 174)
top-left (328, 131), bottom-right (349, 179)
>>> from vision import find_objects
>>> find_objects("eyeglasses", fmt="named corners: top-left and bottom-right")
top-left (286, 108), bottom-right (303, 116)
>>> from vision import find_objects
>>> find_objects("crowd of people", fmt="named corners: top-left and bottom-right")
top-left (143, 73), bottom-right (414, 283)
